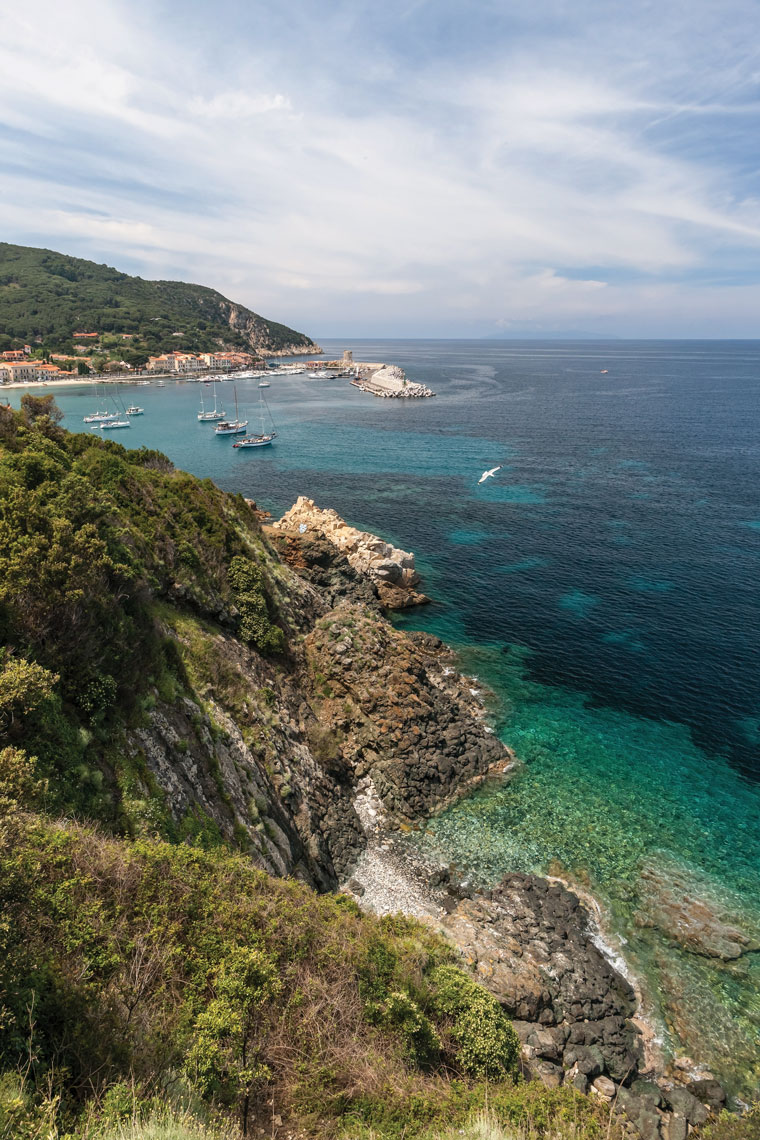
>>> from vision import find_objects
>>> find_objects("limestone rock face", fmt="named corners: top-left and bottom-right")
top-left (223, 301), bottom-right (317, 356)
top-left (272, 497), bottom-right (425, 601)
top-left (305, 603), bottom-right (511, 823)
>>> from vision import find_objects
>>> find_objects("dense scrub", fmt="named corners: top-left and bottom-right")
top-left (0, 242), bottom-right (314, 359)
top-left (0, 796), bottom-right (604, 1139)
top-left (0, 398), bottom-right (283, 823)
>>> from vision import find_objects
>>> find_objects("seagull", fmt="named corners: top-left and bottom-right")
top-left (478, 465), bottom-right (502, 484)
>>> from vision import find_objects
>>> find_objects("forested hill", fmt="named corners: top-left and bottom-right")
top-left (0, 243), bottom-right (316, 361)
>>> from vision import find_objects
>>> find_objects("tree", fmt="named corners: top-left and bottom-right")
top-left (0, 653), bottom-right (58, 735)
top-left (19, 394), bottom-right (63, 425)
top-left (187, 947), bottom-right (281, 1135)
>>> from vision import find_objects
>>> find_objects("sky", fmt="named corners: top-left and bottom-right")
top-left (2, 0), bottom-right (760, 338)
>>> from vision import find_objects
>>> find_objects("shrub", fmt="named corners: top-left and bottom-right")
top-left (703, 1105), bottom-right (760, 1140)
top-left (0, 1072), bottom-right (58, 1140)
top-left (376, 991), bottom-right (441, 1067)
top-left (430, 965), bottom-right (520, 1081)
top-left (186, 946), bottom-right (281, 1134)
top-left (227, 557), bottom-right (284, 655)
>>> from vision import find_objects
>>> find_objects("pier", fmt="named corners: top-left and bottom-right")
top-left (315, 350), bottom-right (435, 399)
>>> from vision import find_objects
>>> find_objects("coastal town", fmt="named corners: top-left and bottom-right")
top-left (0, 341), bottom-right (437, 396)
top-left (0, 338), bottom-right (265, 384)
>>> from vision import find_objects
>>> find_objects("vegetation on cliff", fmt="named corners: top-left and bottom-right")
top-left (0, 243), bottom-right (315, 363)
top-left (0, 402), bottom-right (624, 1138)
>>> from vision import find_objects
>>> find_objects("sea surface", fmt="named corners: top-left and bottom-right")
top-left (11, 339), bottom-right (760, 1095)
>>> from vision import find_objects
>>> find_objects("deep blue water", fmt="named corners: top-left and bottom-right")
top-left (12, 339), bottom-right (760, 1088)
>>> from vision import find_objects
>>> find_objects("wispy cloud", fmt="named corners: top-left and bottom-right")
top-left (1, 0), bottom-right (759, 335)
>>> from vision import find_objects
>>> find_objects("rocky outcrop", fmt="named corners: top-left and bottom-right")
top-left (222, 301), bottom-right (318, 357)
top-left (271, 498), bottom-right (429, 608)
top-left (128, 510), bottom-right (509, 886)
top-left (344, 843), bottom-right (729, 1140)
top-left (436, 875), bottom-right (644, 1088)
top-left (306, 606), bottom-right (511, 823)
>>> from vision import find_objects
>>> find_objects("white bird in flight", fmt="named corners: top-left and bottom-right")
top-left (478, 465), bottom-right (502, 484)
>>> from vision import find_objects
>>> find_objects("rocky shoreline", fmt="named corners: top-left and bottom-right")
top-left (342, 810), bottom-right (727, 1140)
top-left (134, 496), bottom-right (734, 1135)
top-left (278, 513), bottom-right (733, 1138)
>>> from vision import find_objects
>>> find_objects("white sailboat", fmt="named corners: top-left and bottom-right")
top-left (83, 384), bottom-right (121, 423)
top-left (214, 386), bottom-right (248, 435)
top-left (233, 389), bottom-right (277, 449)
top-left (99, 389), bottom-right (131, 429)
top-left (198, 378), bottom-right (225, 421)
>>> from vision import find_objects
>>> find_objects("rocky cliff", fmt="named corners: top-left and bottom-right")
top-left (0, 412), bottom-right (733, 1136)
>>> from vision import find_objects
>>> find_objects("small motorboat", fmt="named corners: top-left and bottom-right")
top-left (100, 420), bottom-right (131, 430)
top-left (125, 406), bottom-right (144, 415)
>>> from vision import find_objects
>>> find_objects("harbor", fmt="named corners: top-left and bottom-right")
top-left (313, 350), bottom-right (437, 398)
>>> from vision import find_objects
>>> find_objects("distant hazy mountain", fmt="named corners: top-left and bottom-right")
top-left (0, 243), bottom-right (316, 358)
top-left (483, 327), bottom-right (618, 340)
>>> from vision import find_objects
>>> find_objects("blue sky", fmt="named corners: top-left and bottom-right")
top-left (2, 0), bottom-right (760, 337)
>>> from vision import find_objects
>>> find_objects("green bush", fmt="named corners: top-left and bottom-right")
top-left (703, 1105), bottom-right (760, 1140)
top-left (227, 556), bottom-right (284, 655)
top-left (430, 965), bottom-right (520, 1081)
top-left (0, 1072), bottom-right (58, 1140)
top-left (187, 946), bottom-right (281, 1133)
top-left (376, 991), bottom-right (441, 1067)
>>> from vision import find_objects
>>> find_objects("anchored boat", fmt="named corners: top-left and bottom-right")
top-left (214, 386), bottom-right (247, 435)
top-left (198, 379), bottom-right (225, 421)
top-left (233, 389), bottom-right (277, 449)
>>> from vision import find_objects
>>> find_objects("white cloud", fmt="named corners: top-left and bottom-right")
top-left (1, 0), bottom-right (759, 335)
top-left (189, 92), bottom-right (293, 119)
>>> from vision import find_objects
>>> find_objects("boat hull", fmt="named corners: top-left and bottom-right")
top-left (233, 433), bottom-right (276, 448)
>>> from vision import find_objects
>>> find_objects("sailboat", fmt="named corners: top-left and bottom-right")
top-left (198, 378), bottom-right (225, 421)
top-left (99, 390), bottom-right (130, 429)
top-left (233, 389), bottom-right (277, 448)
top-left (83, 384), bottom-right (121, 423)
top-left (214, 386), bottom-right (248, 435)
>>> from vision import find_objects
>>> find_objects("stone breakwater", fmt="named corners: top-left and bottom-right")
top-left (351, 363), bottom-right (435, 399)
top-left (271, 497), bottom-right (430, 608)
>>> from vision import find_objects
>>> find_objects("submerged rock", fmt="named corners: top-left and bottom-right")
top-left (634, 858), bottom-right (760, 961)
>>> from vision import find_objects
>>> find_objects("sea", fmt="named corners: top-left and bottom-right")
top-left (10, 339), bottom-right (760, 1096)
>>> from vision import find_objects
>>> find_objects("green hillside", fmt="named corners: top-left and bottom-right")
top-left (0, 243), bottom-right (316, 364)
top-left (0, 399), bottom-right (616, 1140)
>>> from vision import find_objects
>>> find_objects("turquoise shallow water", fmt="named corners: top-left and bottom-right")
top-left (10, 339), bottom-right (760, 1092)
